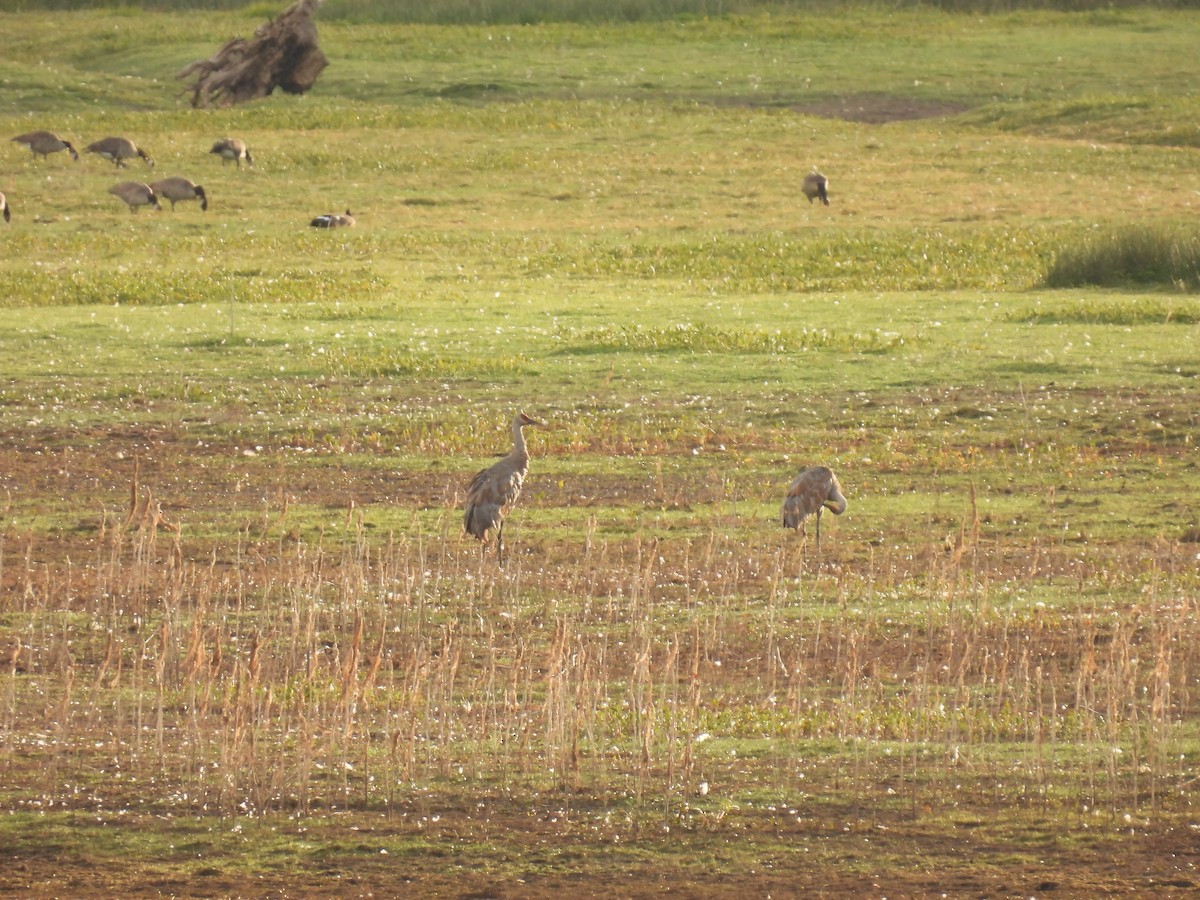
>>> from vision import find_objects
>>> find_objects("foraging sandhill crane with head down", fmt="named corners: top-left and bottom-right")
top-left (464, 412), bottom-right (544, 565)
top-left (12, 130), bottom-right (79, 161)
top-left (87, 136), bottom-right (154, 168)
top-left (210, 138), bottom-right (252, 168)
top-left (0, 192), bottom-right (10, 223)
top-left (310, 209), bottom-right (355, 228)
top-left (150, 177), bottom-right (208, 211)
top-left (108, 181), bottom-right (160, 213)
top-left (781, 465), bottom-right (847, 549)
top-left (802, 171), bottom-right (830, 206)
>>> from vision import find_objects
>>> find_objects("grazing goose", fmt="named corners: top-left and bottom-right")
top-left (11, 130), bottom-right (79, 161)
top-left (150, 177), bottom-right (208, 211)
top-left (802, 171), bottom-right (830, 206)
top-left (87, 136), bottom-right (154, 168)
top-left (310, 209), bottom-right (355, 228)
top-left (0, 192), bottom-right (10, 223)
top-left (210, 138), bottom-right (252, 168)
top-left (108, 181), bottom-right (161, 213)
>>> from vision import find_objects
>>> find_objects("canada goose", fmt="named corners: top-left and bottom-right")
top-left (108, 181), bottom-right (161, 213)
top-left (0, 192), bottom-right (10, 223)
top-left (310, 209), bottom-right (355, 228)
top-left (802, 171), bottom-right (830, 206)
top-left (150, 177), bottom-right (208, 211)
top-left (210, 138), bottom-right (252, 168)
top-left (11, 130), bottom-right (79, 161)
top-left (87, 137), bottom-right (154, 168)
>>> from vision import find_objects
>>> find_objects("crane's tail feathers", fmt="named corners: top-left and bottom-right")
top-left (463, 507), bottom-right (488, 540)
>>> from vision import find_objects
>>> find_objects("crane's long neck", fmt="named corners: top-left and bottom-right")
top-left (511, 419), bottom-right (529, 460)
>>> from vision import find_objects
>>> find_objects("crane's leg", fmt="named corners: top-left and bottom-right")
top-left (497, 521), bottom-right (506, 568)
top-left (815, 508), bottom-right (822, 551)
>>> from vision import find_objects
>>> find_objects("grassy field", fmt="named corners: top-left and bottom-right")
top-left (1, 3), bottom-right (1199, 897)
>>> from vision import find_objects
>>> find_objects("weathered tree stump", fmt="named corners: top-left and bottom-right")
top-left (178, 0), bottom-right (328, 108)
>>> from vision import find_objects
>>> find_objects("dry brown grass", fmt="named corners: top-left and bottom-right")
top-left (4, 463), bottom-right (1196, 823)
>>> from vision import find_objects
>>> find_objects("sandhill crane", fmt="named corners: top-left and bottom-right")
top-left (150, 177), bottom-right (208, 211)
top-left (87, 136), bottom-right (154, 168)
top-left (108, 181), bottom-right (160, 213)
top-left (781, 465), bottom-right (847, 549)
top-left (0, 191), bottom-right (9, 223)
top-left (802, 171), bottom-right (830, 206)
top-left (464, 412), bottom-right (544, 565)
top-left (12, 130), bottom-right (79, 161)
top-left (210, 138), bottom-right (252, 168)
top-left (310, 209), bottom-right (355, 228)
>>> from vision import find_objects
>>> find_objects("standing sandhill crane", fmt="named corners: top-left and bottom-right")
top-left (150, 177), bottom-right (208, 211)
top-left (210, 138), bottom-right (252, 168)
top-left (108, 181), bottom-right (160, 213)
top-left (87, 136), bottom-right (154, 168)
top-left (802, 171), bottom-right (830, 206)
top-left (0, 192), bottom-right (9, 223)
top-left (464, 412), bottom-right (544, 565)
top-left (12, 130), bottom-right (79, 161)
top-left (310, 209), bottom-right (355, 228)
top-left (781, 465), bottom-right (847, 549)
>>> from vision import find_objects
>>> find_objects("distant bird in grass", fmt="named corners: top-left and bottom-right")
top-left (210, 138), bottom-right (253, 168)
top-left (150, 177), bottom-right (208, 211)
top-left (781, 465), bottom-right (847, 549)
top-left (0, 192), bottom-right (9, 223)
top-left (310, 209), bottom-right (355, 228)
top-left (464, 412), bottom-right (544, 565)
top-left (11, 130), bottom-right (79, 161)
top-left (108, 181), bottom-right (160, 213)
top-left (802, 171), bottom-right (830, 206)
top-left (87, 136), bottom-right (154, 168)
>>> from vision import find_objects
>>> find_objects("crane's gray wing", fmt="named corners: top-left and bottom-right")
top-left (781, 468), bottom-right (825, 529)
top-left (781, 491), bottom-right (816, 529)
top-left (464, 461), bottom-right (526, 540)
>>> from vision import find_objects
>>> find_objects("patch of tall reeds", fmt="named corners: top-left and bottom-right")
top-left (1044, 225), bottom-right (1200, 293)
top-left (2, 474), bottom-right (1196, 827)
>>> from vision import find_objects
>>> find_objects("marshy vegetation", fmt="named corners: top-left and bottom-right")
top-left (1044, 224), bottom-right (1200, 293)
top-left (1, 1), bottom-right (1199, 895)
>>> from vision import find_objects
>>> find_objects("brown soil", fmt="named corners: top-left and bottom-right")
top-left (2, 424), bottom-right (1196, 898)
top-left (2, 806), bottom-right (1197, 898)
top-left (792, 91), bottom-right (972, 124)
top-left (711, 91), bottom-right (971, 123)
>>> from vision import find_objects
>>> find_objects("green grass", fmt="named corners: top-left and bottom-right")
top-left (1044, 225), bottom-right (1200, 291)
top-left (2, 5), bottom-right (1200, 897)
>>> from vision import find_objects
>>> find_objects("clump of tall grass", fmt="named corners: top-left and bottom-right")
top-left (1043, 225), bottom-right (1200, 292)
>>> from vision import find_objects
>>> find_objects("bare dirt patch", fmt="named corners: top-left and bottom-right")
top-left (792, 91), bottom-right (971, 123)
top-left (2, 806), bottom-right (1197, 898)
